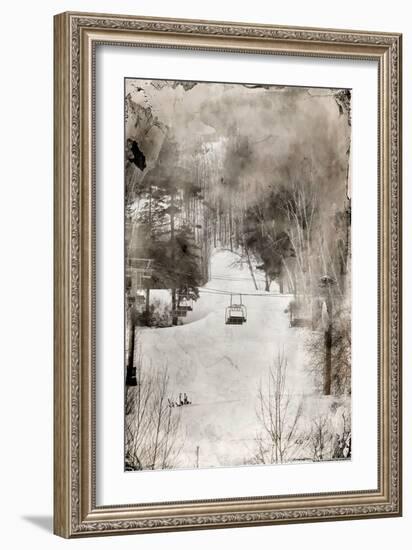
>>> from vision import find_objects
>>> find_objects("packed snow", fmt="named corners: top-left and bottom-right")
top-left (136, 249), bottom-right (343, 469)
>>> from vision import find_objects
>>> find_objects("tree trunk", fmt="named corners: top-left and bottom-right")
top-left (172, 289), bottom-right (178, 326)
top-left (244, 245), bottom-right (258, 290)
top-left (265, 272), bottom-right (270, 292)
top-left (229, 202), bottom-right (233, 251)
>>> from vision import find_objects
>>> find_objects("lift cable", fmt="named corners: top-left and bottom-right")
top-left (199, 288), bottom-right (291, 298)
top-left (211, 276), bottom-right (266, 282)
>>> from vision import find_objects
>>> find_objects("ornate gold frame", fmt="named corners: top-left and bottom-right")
top-left (54, 11), bottom-right (402, 538)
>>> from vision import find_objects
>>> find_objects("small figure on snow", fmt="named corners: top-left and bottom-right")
top-left (183, 392), bottom-right (191, 405)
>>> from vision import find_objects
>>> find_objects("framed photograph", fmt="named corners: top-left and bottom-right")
top-left (53, 12), bottom-right (402, 537)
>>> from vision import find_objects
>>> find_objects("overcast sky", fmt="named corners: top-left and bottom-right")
top-left (125, 78), bottom-right (351, 208)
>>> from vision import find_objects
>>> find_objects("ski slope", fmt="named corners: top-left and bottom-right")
top-left (138, 249), bottom-right (316, 469)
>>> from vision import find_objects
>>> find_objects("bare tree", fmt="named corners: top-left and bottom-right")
top-left (306, 406), bottom-right (351, 462)
top-left (282, 177), bottom-right (350, 325)
top-left (283, 178), bottom-right (318, 306)
top-left (125, 346), bottom-right (183, 470)
top-left (252, 351), bottom-right (304, 464)
top-left (308, 415), bottom-right (334, 461)
top-left (332, 409), bottom-right (352, 459)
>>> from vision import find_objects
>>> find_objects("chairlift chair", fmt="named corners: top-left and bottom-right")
top-left (225, 294), bottom-right (247, 325)
top-left (177, 291), bottom-right (193, 312)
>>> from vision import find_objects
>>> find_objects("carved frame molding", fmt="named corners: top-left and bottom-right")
top-left (54, 12), bottom-right (402, 538)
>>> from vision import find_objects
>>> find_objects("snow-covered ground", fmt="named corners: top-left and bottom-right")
top-left (137, 249), bottom-right (340, 469)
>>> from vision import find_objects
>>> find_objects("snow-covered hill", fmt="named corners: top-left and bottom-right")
top-left (137, 249), bottom-right (335, 469)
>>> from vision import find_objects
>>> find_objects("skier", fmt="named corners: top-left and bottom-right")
top-left (184, 392), bottom-right (192, 405)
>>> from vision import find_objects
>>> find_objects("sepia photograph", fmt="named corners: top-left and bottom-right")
top-left (124, 77), bottom-right (352, 472)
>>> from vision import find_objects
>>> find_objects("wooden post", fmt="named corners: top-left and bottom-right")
top-left (170, 191), bottom-right (178, 326)
top-left (323, 294), bottom-right (333, 395)
top-left (171, 289), bottom-right (178, 326)
top-left (126, 319), bottom-right (137, 386)
top-left (319, 276), bottom-right (335, 396)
